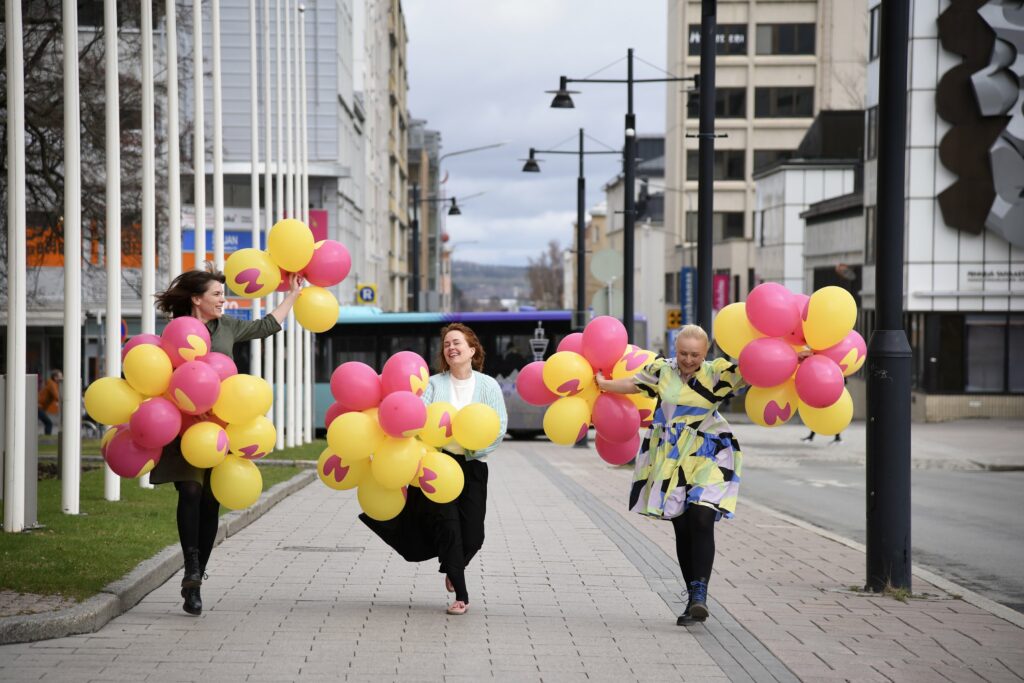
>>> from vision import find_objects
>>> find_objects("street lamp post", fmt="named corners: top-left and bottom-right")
top-left (549, 50), bottom-right (693, 342)
top-left (408, 190), bottom-right (470, 312)
top-left (521, 129), bottom-right (619, 330)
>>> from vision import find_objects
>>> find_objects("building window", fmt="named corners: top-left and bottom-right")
top-left (966, 315), bottom-right (1007, 392)
top-left (869, 6), bottom-right (881, 61)
top-left (865, 106), bottom-right (879, 160)
top-left (686, 211), bottom-right (745, 241)
top-left (864, 205), bottom-right (877, 265)
top-left (755, 24), bottom-right (816, 55)
top-left (687, 24), bottom-right (748, 56)
top-left (686, 150), bottom-right (746, 181)
top-left (755, 87), bottom-right (814, 117)
top-left (665, 272), bottom-right (680, 305)
top-left (753, 149), bottom-right (794, 173)
top-left (686, 87), bottom-right (746, 119)
top-left (758, 210), bottom-right (766, 247)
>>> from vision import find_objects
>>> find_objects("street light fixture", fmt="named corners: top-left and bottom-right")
top-left (551, 49), bottom-right (693, 342)
top-left (520, 129), bottom-right (619, 330)
top-left (447, 197), bottom-right (461, 216)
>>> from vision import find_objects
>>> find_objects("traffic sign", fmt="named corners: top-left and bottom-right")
top-left (356, 283), bottom-right (377, 304)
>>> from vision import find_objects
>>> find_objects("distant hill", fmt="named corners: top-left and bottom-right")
top-left (452, 260), bottom-right (529, 308)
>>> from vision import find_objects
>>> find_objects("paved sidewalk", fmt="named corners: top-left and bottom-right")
top-left (1, 439), bottom-right (1022, 681)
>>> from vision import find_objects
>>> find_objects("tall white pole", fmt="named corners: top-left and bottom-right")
top-left (273, 0), bottom-right (285, 449)
top-left (103, 0), bottom-right (121, 502)
top-left (284, 0), bottom-right (296, 447)
top-left (139, 0), bottom-right (157, 490)
top-left (211, 0), bottom-right (225, 271)
top-left (248, 0), bottom-right (262, 375)
top-left (262, 0), bottom-right (275, 396)
top-left (166, 0), bottom-right (182, 280)
top-left (193, 0), bottom-right (206, 269)
top-left (300, 5), bottom-right (312, 443)
top-left (61, 0), bottom-right (83, 515)
top-left (4, 0), bottom-right (28, 531)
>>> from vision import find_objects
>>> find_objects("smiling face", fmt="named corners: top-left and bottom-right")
top-left (191, 280), bottom-right (226, 321)
top-left (675, 335), bottom-right (709, 377)
top-left (443, 330), bottom-right (475, 373)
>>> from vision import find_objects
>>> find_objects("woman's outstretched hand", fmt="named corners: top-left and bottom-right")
top-left (289, 273), bottom-right (305, 294)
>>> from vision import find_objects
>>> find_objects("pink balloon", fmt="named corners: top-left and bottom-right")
top-left (167, 361), bottom-right (221, 415)
top-left (592, 393), bottom-right (641, 444)
top-left (795, 355), bottom-right (845, 408)
top-left (746, 283), bottom-right (800, 338)
top-left (595, 432), bottom-right (641, 466)
top-left (582, 316), bottom-right (628, 373)
top-left (121, 333), bottom-right (163, 362)
top-left (815, 331), bottom-right (867, 376)
top-left (105, 428), bottom-right (162, 478)
top-left (330, 361), bottom-right (383, 409)
top-left (557, 332), bottom-right (584, 354)
top-left (160, 317), bottom-right (211, 367)
top-left (738, 338), bottom-right (799, 388)
top-left (516, 361), bottom-right (558, 406)
top-left (782, 294), bottom-right (810, 347)
top-left (303, 240), bottom-right (352, 287)
top-left (381, 351), bottom-right (430, 397)
top-left (325, 401), bottom-right (352, 427)
top-left (377, 390), bottom-right (427, 438)
top-left (202, 352), bottom-right (238, 381)
top-left (129, 397), bottom-right (182, 449)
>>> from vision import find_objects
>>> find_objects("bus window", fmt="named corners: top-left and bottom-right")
top-left (388, 335), bottom-right (428, 361)
top-left (492, 334), bottom-right (534, 379)
top-left (331, 335), bottom-right (376, 369)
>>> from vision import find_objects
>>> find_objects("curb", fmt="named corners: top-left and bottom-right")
top-left (0, 469), bottom-right (316, 645)
top-left (743, 498), bottom-right (1024, 629)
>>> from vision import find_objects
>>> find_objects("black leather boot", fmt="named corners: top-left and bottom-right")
top-left (181, 547), bottom-right (203, 616)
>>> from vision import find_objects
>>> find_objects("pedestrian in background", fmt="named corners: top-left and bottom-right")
top-left (37, 369), bottom-right (62, 436)
top-left (597, 325), bottom-right (746, 624)
top-left (151, 266), bottom-right (302, 616)
top-left (361, 323), bottom-right (507, 615)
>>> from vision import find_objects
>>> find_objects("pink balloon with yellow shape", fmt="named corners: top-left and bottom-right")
top-left (381, 351), bottom-right (430, 397)
top-left (168, 361), bottom-right (222, 415)
top-left (104, 428), bottom-right (161, 478)
top-left (303, 240), bottom-right (352, 288)
top-left (377, 391), bottom-right (427, 438)
top-left (815, 331), bottom-right (867, 377)
top-left (317, 448), bottom-right (369, 491)
top-left (160, 317), bottom-right (211, 367)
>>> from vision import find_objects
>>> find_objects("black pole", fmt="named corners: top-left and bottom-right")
top-left (866, 0), bottom-right (912, 592)
top-left (410, 183), bottom-right (420, 312)
top-left (696, 0), bottom-right (716, 334)
top-left (622, 49), bottom-right (636, 343)
top-left (576, 129), bottom-right (587, 331)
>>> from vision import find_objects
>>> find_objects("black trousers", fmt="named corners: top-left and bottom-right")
top-left (439, 453), bottom-right (488, 573)
top-left (174, 469), bottom-right (220, 571)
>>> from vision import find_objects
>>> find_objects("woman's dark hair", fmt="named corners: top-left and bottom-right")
top-left (436, 323), bottom-right (485, 373)
top-left (155, 268), bottom-right (226, 319)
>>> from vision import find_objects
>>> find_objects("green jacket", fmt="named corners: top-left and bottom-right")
top-left (203, 314), bottom-right (282, 357)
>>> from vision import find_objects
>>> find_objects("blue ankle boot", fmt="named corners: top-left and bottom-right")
top-left (687, 578), bottom-right (709, 621)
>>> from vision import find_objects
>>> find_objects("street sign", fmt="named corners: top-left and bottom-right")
top-left (356, 283), bottom-right (377, 304)
top-left (680, 267), bottom-right (695, 324)
top-left (667, 309), bottom-right (681, 329)
top-left (712, 273), bottom-right (730, 311)
top-left (591, 286), bottom-right (623, 318)
top-left (590, 248), bottom-right (623, 284)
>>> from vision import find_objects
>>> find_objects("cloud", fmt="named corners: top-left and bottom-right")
top-left (444, 209), bottom-right (577, 265)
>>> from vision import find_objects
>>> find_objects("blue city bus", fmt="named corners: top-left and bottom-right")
top-left (312, 308), bottom-right (647, 438)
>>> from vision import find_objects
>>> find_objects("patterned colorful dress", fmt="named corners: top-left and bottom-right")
top-left (629, 357), bottom-right (747, 520)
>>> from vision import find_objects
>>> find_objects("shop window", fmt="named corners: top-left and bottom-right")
top-left (965, 315), bottom-right (1006, 392)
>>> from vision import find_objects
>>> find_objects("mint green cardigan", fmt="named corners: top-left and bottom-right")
top-left (422, 371), bottom-right (508, 459)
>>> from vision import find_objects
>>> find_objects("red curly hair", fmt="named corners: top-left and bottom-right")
top-left (436, 323), bottom-right (485, 373)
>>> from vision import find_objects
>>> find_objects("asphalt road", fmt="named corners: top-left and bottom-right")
top-left (742, 453), bottom-right (1024, 613)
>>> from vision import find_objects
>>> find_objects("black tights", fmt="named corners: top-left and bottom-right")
top-left (670, 504), bottom-right (717, 588)
top-left (174, 472), bottom-right (220, 571)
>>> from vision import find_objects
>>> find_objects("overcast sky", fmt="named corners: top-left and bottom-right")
top-left (403, 1), bottom-right (668, 266)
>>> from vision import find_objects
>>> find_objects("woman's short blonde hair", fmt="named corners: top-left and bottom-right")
top-left (676, 324), bottom-right (710, 349)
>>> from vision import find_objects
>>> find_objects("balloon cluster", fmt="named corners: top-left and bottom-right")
top-left (714, 284), bottom-right (864, 436)
top-left (315, 351), bottom-right (501, 521)
top-left (84, 318), bottom-right (276, 509)
top-left (515, 316), bottom-right (656, 466)
top-left (223, 218), bottom-right (351, 333)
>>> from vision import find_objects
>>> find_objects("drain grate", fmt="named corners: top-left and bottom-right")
top-left (279, 546), bottom-right (365, 553)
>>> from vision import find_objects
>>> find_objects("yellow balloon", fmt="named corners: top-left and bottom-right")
top-left (357, 476), bottom-right (407, 521)
top-left (317, 448), bottom-right (369, 490)
top-left (543, 396), bottom-right (591, 446)
top-left (542, 351), bottom-right (595, 397)
top-left (626, 391), bottom-right (658, 425)
top-left (326, 411), bottom-right (384, 461)
top-left (610, 345), bottom-right (657, 380)
top-left (418, 450), bottom-right (464, 504)
top-left (745, 380), bottom-right (799, 427)
top-left (294, 286), bottom-right (339, 333)
top-left (371, 436), bottom-right (422, 489)
top-left (84, 377), bottom-right (143, 426)
top-left (210, 455), bottom-right (263, 510)
top-left (578, 381), bottom-right (600, 411)
top-left (181, 421), bottom-right (230, 468)
top-left (224, 248), bottom-right (282, 298)
top-left (267, 218), bottom-right (315, 272)
top-left (452, 403), bottom-right (501, 451)
top-left (226, 416), bottom-right (277, 459)
top-left (212, 374), bottom-right (273, 424)
top-left (798, 388), bottom-right (853, 436)
top-left (713, 302), bottom-right (764, 359)
top-left (122, 344), bottom-right (173, 397)
top-left (420, 401), bottom-right (456, 448)
top-left (804, 286), bottom-right (857, 350)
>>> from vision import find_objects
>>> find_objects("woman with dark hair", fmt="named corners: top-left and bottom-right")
top-left (150, 266), bottom-right (303, 616)
top-left (360, 323), bottom-right (507, 615)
